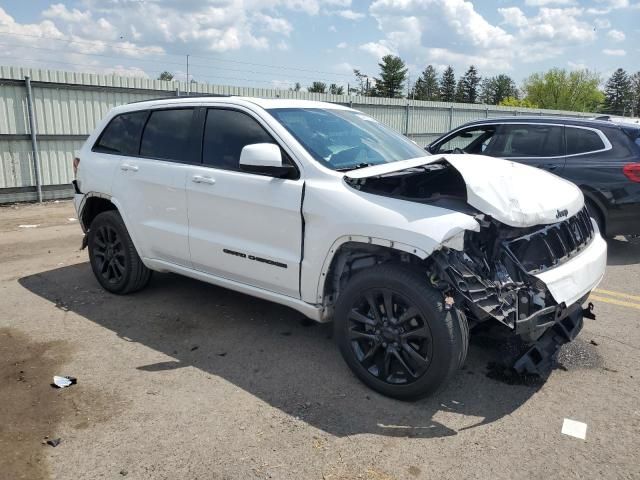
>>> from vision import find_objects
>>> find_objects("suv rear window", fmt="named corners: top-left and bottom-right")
top-left (566, 127), bottom-right (605, 155)
top-left (140, 108), bottom-right (195, 162)
top-left (93, 111), bottom-right (147, 155)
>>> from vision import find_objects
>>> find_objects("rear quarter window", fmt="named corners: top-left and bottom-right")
top-left (93, 111), bottom-right (148, 155)
top-left (566, 127), bottom-right (606, 155)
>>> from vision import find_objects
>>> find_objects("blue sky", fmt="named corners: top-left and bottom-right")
top-left (0, 0), bottom-right (638, 91)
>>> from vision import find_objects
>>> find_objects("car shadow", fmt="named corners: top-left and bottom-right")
top-left (19, 263), bottom-right (543, 439)
top-left (606, 236), bottom-right (640, 266)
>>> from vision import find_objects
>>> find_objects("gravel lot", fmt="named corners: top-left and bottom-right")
top-left (1, 200), bottom-right (639, 480)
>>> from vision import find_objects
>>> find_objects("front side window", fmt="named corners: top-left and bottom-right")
top-left (565, 127), bottom-right (606, 155)
top-left (140, 108), bottom-right (194, 162)
top-left (202, 109), bottom-right (275, 170)
top-left (94, 111), bottom-right (148, 155)
top-left (434, 126), bottom-right (497, 154)
top-left (488, 124), bottom-right (564, 158)
top-left (267, 108), bottom-right (428, 171)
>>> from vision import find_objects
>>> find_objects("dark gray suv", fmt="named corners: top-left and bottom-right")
top-left (427, 117), bottom-right (640, 237)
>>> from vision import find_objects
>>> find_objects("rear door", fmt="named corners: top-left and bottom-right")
top-left (485, 123), bottom-right (566, 173)
top-left (110, 107), bottom-right (198, 267)
top-left (186, 107), bottom-right (304, 298)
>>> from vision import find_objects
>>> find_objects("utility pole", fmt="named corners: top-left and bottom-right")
top-left (186, 54), bottom-right (190, 95)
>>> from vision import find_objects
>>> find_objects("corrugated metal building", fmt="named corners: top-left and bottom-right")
top-left (0, 65), bottom-right (594, 203)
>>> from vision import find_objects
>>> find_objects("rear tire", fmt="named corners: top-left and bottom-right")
top-left (334, 264), bottom-right (468, 400)
top-left (87, 210), bottom-right (151, 294)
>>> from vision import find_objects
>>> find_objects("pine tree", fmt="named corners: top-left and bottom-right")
top-left (439, 66), bottom-right (456, 102)
top-left (308, 81), bottom-right (327, 93)
top-left (454, 78), bottom-right (465, 103)
top-left (631, 72), bottom-right (640, 117)
top-left (459, 65), bottom-right (481, 103)
top-left (374, 55), bottom-right (408, 98)
top-left (480, 74), bottom-right (518, 105)
top-left (603, 68), bottom-right (632, 116)
top-left (412, 65), bottom-right (439, 101)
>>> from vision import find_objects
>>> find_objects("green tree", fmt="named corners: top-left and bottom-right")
top-left (458, 65), bottom-right (481, 103)
top-left (631, 72), bottom-right (640, 117)
top-left (329, 83), bottom-right (345, 95)
top-left (439, 65), bottom-right (456, 102)
top-left (289, 82), bottom-right (302, 92)
top-left (499, 97), bottom-right (539, 109)
top-left (454, 77), bottom-right (465, 103)
top-left (522, 68), bottom-right (603, 112)
top-left (308, 81), bottom-right (327, 93)
top-left (603, 68), bottom-right (633, 115)
top-left (412, 65), bottom-right (439, 101)
top-left (158, 71), bottom-right (174, 81)
top-left (374, 55), bottom-right (408, 98)
top-left (480, 74), bottom-right (518, 105)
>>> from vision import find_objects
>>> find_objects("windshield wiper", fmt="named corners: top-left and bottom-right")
top-left (336, 162), bottom-right (372, 172)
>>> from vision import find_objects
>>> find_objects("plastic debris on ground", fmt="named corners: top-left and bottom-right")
top-left (561, 418), bottom-right (587, 439)
top-left (52, 375), bottom-right (77, 388)
top-left (18, 224), bottom-right (39, 228)
top-left (46, 438), bottom-right (62, 447)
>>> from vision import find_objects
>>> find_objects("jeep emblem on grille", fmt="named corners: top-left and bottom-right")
top-left (556, 209), bottom-right (568, 219)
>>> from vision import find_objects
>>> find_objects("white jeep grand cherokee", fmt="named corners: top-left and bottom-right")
top-left (73, 97), bottom-right (607, 399)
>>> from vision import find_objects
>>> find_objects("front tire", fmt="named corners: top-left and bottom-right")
top-left (87, 210), bottom-right (151, 294)
top-left (334, 264), bottom-right (468, 400)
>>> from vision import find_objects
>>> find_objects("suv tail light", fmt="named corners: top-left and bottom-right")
top-left (623, 163), bottom-right (640, 183)
top-left (73, 156), bottom-right (80, 176)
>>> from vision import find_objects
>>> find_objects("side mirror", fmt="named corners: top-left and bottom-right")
top-left (239, 143), bottom-right (295, 178)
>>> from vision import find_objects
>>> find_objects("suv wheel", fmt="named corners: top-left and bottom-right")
top-left (87, 210), bottom-right (152, 294)
top-left (334, 264), bottom-right (468, 400)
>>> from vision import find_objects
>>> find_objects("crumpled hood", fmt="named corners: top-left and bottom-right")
top-left (345, 154), bottom-right (584, 228)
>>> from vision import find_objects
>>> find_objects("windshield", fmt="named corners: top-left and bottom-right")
top-left (267, 108), bottom-right (429, 170)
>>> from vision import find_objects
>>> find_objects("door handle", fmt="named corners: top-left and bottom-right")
top-left (121, 163), bottom-right (139, 172)
top-left (192, 175), bottom-right (215, 185)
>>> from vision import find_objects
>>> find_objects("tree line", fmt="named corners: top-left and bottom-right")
top-left (157, 56), bottom-right (640, 116)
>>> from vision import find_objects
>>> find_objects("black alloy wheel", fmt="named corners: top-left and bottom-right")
top-left (347, 288), bottom-right (432, 385)
top-left (92, 224), bottom-right (126, 285)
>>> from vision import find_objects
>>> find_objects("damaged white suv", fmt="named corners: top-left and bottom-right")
top-left (73, 97), bottom-right (607, 399)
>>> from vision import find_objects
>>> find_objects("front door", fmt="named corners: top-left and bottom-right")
top-left (186, 107), bottom-right (304, 298)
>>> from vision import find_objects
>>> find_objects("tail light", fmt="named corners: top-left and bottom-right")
top-left (73, 156), bottom-right (80, 176)
top-left (623, 163), bottom-right (640, 183)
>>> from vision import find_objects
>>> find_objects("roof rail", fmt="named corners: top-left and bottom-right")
top-left (127, 93), bottom-right (231, 104)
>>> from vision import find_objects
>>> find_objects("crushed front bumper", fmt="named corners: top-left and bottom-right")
top-left (513, 300), bottom-right (586, 375)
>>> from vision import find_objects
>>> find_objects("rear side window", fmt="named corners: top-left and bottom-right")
top-left (566, 127), bottom-right (606, 155)
top-left (488, 124), bottom-right (564, 157)
top-left (140, 108), bottom-right (195, 162)
top-left (202, 109), bottom-right (275, 170)
top-left (94, 111), bottom-right (147, 155)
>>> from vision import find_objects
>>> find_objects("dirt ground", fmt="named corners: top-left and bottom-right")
top-left (1, 200), bottom-right (639, 480)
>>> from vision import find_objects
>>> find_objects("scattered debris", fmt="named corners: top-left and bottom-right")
top-left (590, 339), bottom-right (599, 346)
top-left (52, 375), bottom-right (77, 388)
top-left (583, 302), bottom-right (596, 320)
top-left (46, 438), bottom-right (62, 447)
top-left (280, 331), bottom-right (292, 336)
top-left (486, 362), bottom-right (543, 386)
top-left (217, 352), bottom-right (227, 357)
top-left (603, 366), bottom-right (619, 373)
top-left (190, 345), bottom-right (199, 351)
top-left (68, 217), bottom-right (77, 222)
top-left (18, 224), bottom-right (39, 228)
top-left (561, 418), bottom-right (587, 440)
top-left (119, 469), bottom-right (128, 476)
